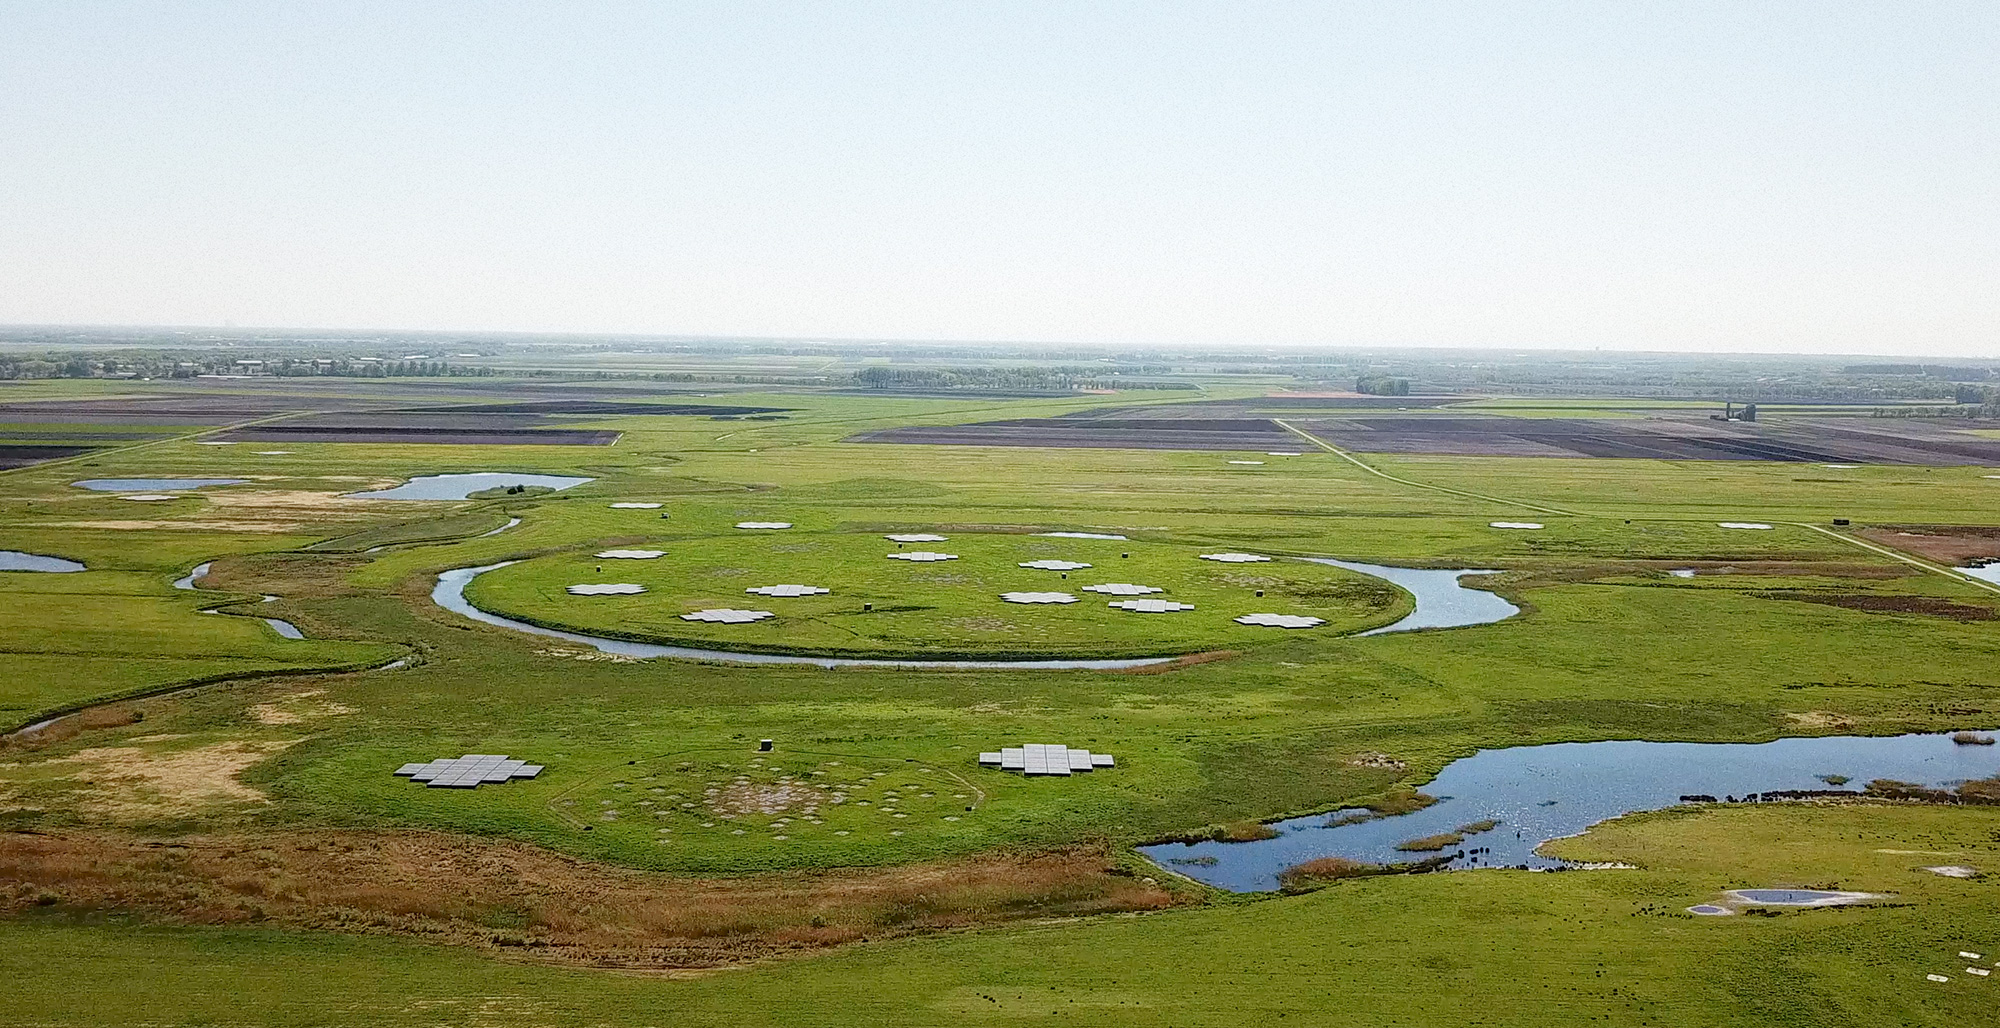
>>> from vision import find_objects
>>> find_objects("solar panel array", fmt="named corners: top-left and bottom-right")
top-left (744, 584), bottom-right (830, 597)
top-left (567, 583), bottom-right (646, 595)
top-left (1001, 591), bottom-right (1077, 604)
top-left (682, 608), bottom-right (775, 623)
top-left (1082, 583), bottom-right (1162, 595)
top-left (595, 549), bottom-right (664, 558)
top-left (978, 743), bottom-right (1116, 776)
top-left (395, 754), bottom-right (544, 789)
top-left (887, 551), bottom-right (958, 562)
top-left (1019, 559), bottom-right (1092, 571)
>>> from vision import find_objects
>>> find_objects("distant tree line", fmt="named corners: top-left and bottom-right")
top-left (1354, 376), bottom-right (1411, 396)
top-left (0, 352), bottom-right (498, 380)
top-left (848, 365), bottom-right (1192, 392)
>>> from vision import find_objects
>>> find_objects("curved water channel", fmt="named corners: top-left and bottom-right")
top-left (1141, 730), bottom-right (2000, 892)
top-left (174, 561), bottom-right (303, 639)
top-left (433, 563), bottom-right (1177, 669)
top-left (1301, 558), bottom-right (1519, 635)
top-left (430, 554), bottom-right (1522, 669)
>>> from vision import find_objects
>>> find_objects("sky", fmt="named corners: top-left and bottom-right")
top-left (1, 2), bottom-right (1996, 356)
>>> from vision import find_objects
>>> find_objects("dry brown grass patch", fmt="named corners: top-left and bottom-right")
top-left (1112, 650), bottom-right (1237, 675)
top-left (248, 690), bottom-right (356, 725)
top-left (47, 739), bottom-right (294, 816)
top-left (0, 830), bottom-right (1185, 968)
top-left (1861, 526), bottom-right (2000, 565)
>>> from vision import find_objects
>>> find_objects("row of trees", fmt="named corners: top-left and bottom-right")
top-left (0, 353), bottom-right (499, 380)
top-left (849, 365), bottom-right (1191, 392)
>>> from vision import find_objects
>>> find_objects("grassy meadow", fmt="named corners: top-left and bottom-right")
top-left (2, 381), bottom-right (1999, 1024)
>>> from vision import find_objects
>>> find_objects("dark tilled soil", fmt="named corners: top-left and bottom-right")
top-left (219, 426), bottom-right (620, 445)
top-left (1289, 415), bottom-right (2000, 465)
top-left (0, 444), bottom-right (100, 468)
top-left (1758, 592), bottom-right (1998, 621)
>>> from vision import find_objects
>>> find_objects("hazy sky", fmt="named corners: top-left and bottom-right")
top-left (2, 2), bottom-right (1995, 356)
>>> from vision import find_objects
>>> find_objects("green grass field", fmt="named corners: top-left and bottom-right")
top-left (3, 381), bottom-right (2000, 1025)
top-left (6, 801), bottom-right (1997, 1026)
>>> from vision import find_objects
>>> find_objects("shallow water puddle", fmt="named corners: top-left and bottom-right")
top-left (1143, 730), bottom-right (2000, 891)
top-left (0, 551), bottom-right (85, 573)
top-left (348, 473), bottom-right (592, 500)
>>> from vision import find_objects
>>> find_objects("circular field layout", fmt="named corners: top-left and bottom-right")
top-left (464, 531), bottom-right (1411, 659)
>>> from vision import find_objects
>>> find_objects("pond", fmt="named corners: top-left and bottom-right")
top-left (171, 562), bottom-right (211, 590)
top-left (433, 562), bottom-right (1176, 670)
top-left (1729, 889), bottom-right (1857, 905)
top-left (73, 478), bottom-right (247, 491)
top-left (348, 473), bottom-right (593, 500)
top-left (1140, 730), bottom-right (2000, 892)
top-left (1959, 564), bottom-right (2000, 586)
top-left (0, 551), bottom-right (85, 573)
top-left (262, 617), bottom-right (304, 640)
top-left (1301, 558), bottom-right (1519, 635)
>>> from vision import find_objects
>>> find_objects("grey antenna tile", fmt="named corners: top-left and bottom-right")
top-left (1199, 552), bottom-right (1272, 563)
top-left (1234, 612), bottom-right (1326, 629)
top-left (981, 742), bottom-right (1117, 775)
top-left (568, 583), bottom-right (646, 595)
top-left (885, 533), bottom-right (948, 542)
top-left (1019, 559), bottom-right (1091, 571)
top-left (887, 551), bottom-right (958, 562)
top-left (1081, 583), bottom-right (1162, 595)
top-left (1035, 532), bottom-right (1127, 540)
top-left (609, 502), bottom-right (663, 509)
top-left (394, 754), bottom-right (544, 789)
top-left (595, 549), bottom-right (664, 558)
top-left (681, 608), bottom-right (776, 623)
top-left (1108, 599), bottom-right (1195, 613)
top-left (1000, 591), bottom-right (1077, 604)
top-left (744, 584), bottom-right (830, 597)
top-left (735, 521), bottom-right (793, 529)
